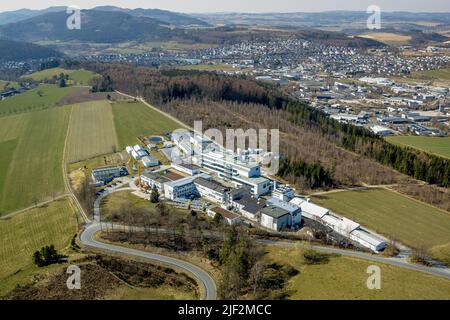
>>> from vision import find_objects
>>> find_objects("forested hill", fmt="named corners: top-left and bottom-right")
top-left (0, 40), bottom-right (63, 61)
top-left (83, 62), bottom-right (449, 188)
top-left (0, 10), bottom-right (186, 43)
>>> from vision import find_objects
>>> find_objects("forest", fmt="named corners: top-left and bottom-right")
top-left (81, 62), bottom-right (450, 190)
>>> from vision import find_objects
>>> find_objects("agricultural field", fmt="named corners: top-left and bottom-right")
top-left (386, 136), bottom-right (450, 159)
top-left (312, 189), bottom-right (450, 261)
top-left (359, 32), bottom-right (412, 46)
top-left (0, 198), bottom-right (78, 292)
top-left (112, 101), bottom-right (183, 148)
top-left (0, 84), bottom-right (74, 116)
top-left (413, 68), bottom-right (450, 81)
top-left (0, 80), bottom-right (19, 92)
top-left (23, 68), bottom-right (97, 86)
top-left (264, 246), bottom-right (450, 300)
top-left (0, 107), bottom-right (70, 215)
top-left (66, 101), bottom-right (119, 163)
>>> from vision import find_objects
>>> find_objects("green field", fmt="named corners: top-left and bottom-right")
top-left (0, 199), bottom-right (78, 282)
top-left (413, 68), bottom-right (450, 81)
top-left (0, 84), bottom-right (74, 116)
top-left (112, 101), bottom-right (183, 148)
top-left (265, 246), bottom-right (450, 300)
top-left (312, 189), bottom-right (450, 258)
top-left (23, 68), bottom-right (97, 86)
top-left (67, 101), bottom-right (119, 163)
top-left (0, 80), bottom-right (19, 92)
top-left (386, 136), bottom-right (450, 159)
top-left (0, 107), bottom-right (70, 214)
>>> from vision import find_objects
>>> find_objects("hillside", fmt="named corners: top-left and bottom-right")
top-left (0, 10), bottom-right (186, 43)
top-left (0, 40), bottom-right (62, 61)
top-left (0, 7), bottom-right (66, 25)
top-left (92, 6), bottom-right (208, 26)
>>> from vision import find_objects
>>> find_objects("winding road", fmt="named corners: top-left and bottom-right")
top-left (80, 223), bottom-right (217, 300)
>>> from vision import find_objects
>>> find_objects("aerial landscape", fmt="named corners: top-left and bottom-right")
top-left (0, 0), bottom-right (449, 311)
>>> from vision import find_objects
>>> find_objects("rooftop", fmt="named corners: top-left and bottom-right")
top-left (194, 177), bottom-right (230, 194)
top-left (234, 194), bottom-right (266, 214)
top-left (267, 198), bottom-right (300, 213)
top-left (209, 206), bottom-right (240, 220)
top-left (261, 206), bottom-right (290, 219)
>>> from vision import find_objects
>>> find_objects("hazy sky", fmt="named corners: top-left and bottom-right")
top-left (1, 0), bottom-right (450, 13)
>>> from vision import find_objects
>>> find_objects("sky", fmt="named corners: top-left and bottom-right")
top-left (1, 0), bottom-right (450, 13)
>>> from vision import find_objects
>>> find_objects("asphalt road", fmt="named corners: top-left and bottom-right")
top-left (256, 239), bottom-right (450, 280)
top-left (80, 223), bottom-right (217, 300)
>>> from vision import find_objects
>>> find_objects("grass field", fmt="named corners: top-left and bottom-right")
top-left (0, 198), bottom-right (78, 282)
top-left (112, 101), bottom-right (183, 148)
top-left (264, 246), bottom-right (450, 299)
top-left (386, 136), bottom-right (450, 159)
top-left (66, 101), bottom-right (119, 163)
top-left (359, 32), bottom-right (412, 46)
top-left (312, 189), bottom-right (450, 258)
top-left (413, 68), bottom-right (450, 81)
top-left (0, 80), bottom-right (19, 92)
top-left (108, 285), bottom-right (197, 300)
top-left (0, 107), bottom-right (71, 214)
top-left (23, 68), bottom-right (97, 86)
top-left (0, 84), bottom-right (74, 116)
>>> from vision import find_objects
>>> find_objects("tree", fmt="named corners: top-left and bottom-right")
top-left (150, 187), bottom-right (160, 203)
top-left (58, 73), bottom-right (67, 88)
top-left (32, 245), bottom-right (64, 267)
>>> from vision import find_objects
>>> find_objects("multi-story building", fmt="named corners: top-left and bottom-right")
top-left (196, 150), bottom-right (272, 196)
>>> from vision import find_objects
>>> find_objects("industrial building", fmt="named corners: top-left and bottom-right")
top-left (289, 197), bottom-right (386, 252)
top-left (267, 197), bottom-right (302, 228)
top-left (196, 150), bottom-right (273, 197)
top-left (194, 178), bottom-right (230, 203)
top-left (260, 206), bottom-right (291, 231)
top-left (91, 166), bottom-right (127, 184)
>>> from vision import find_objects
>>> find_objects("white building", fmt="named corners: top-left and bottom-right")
top-left (267, 197), bottom-right (302, 228)
top-left (290, 198), bottom-right (329, 221)
top-left (141, 155), bottom-right (159, 168)
top-left (171, 163), bottom-right (201, 176)
top-left (198, 151), bottom-right (272, 196)
top-left (260, 206), bottom-right (291, 231)
top-left (272, 185), bottom-right (295, 202)
top-left (371, 125), bottom-right (394, 136)
top-left (164, 175), bottom-right (202, 200)
top-left (207, 206), bottom-right (242, 226)
top-left (194, 177), bottom-right (230, 204)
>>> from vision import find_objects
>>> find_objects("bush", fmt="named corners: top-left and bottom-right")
top-left (303, 250), bottom-right (330, 265)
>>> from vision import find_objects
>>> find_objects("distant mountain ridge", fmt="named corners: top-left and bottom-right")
top-left (0, 10), bottom-right (188, 43)
top-left (0, 6), bottom-right (208, 27)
